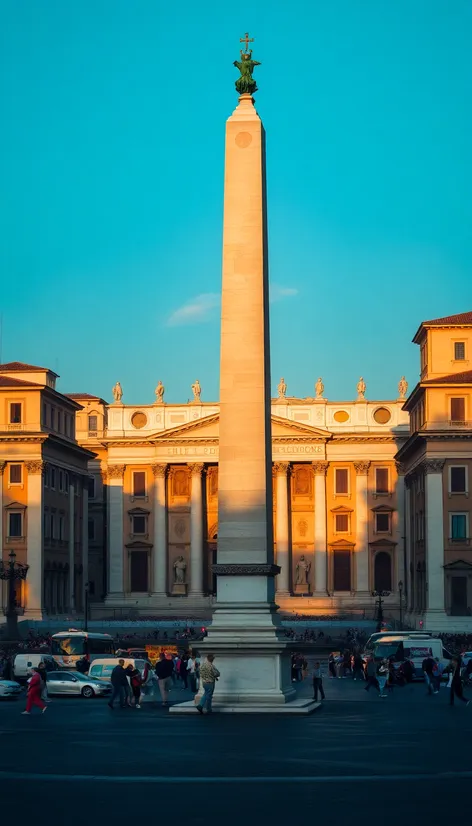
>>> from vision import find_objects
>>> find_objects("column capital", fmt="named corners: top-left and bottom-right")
top-left (106, 464), bottom-right (126, 480)
top-left (422, 459), bottom-right (445, 475)
top-left (187, 462), bottom-right (204, 476)
top-left (354, 461), bottom-right (371, 476)
top-left (25, 460), bottom-right (46, 475)
top-left (151, 463), bottom-right (167, 478)
top-left (0, 461), bottom-right (6, 475)
top-left (312, 460), bottom-right (329, 476)
top-left (273, 461), bottom-right (290, 476)
top-left (395, 461), bottom-right (407, 476)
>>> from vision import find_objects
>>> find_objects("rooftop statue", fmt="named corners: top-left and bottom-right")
top-left (234, 32), bottom-right (260, 96)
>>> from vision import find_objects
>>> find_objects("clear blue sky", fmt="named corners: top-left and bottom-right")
top-left (1, 1), bottom-right (471, 404)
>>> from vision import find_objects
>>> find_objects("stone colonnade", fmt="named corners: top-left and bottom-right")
top-left (104, 459), bottom-right (400, 598)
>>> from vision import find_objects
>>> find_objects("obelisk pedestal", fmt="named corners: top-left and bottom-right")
top-left (172, 44), bottom-right (317, 714)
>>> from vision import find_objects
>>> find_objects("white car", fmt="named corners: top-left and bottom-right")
top-left (0, 680), bottom-right (22, 699)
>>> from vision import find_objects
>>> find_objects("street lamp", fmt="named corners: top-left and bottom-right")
top-left (371, 589), bottom-right (391, 631)
top-left (84, 581), bottom-right (89, 632)
top-left (0, 550), bottom-right (29, 640)
top-left (398, 580), bottom-right (404, 630)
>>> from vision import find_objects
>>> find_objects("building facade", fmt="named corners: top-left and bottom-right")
top-left (1, 311), bottom-right (472, 629)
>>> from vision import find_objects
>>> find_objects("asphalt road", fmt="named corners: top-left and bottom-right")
top-left (1, 676), bottom-right (470, 826)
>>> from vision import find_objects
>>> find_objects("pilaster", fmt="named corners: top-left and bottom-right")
top-left (313, 461), bottom-right (329, 594)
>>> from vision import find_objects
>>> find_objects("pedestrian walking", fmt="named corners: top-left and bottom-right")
top-left (127, 664), bottom-right (143, 708)
top-left (364, 656), bottom-right (380, 694)
top-left (187, 652), bottom-right (199, 694)
top-left (22, 669), bottom-right (47, 715)
top-left (196, 654), bottom-right (220, 715)
top-left (422, 653), bottom-right (436, 695)
top-left (352, 653), bottom-right (365, 681)
top-left (312, 661), bottom-right (325, 702)
top-left (108, 659), bottom-right (129, 709)
top-left (179, 653), bottom-right (189, 689)
top-left (155, 652), bottom-right (174, 706)
top-left (432, 658), bottom-right (443, 694)
top-left (377, 659), bottom-right (389, 698)
top-left (449, 656), bottom-right (470, 707)
top-left (328, 652), bottom-right (336, 679)
top-left (37, 662), bottom-right (49, 703)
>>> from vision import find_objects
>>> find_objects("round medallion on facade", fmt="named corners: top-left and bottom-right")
top-left (131, 411), bottom-right (148, 429)
top-left (333, 410), bottom-right (350, 423)
top-left (373, 407), bottom-right (391, 424)
top-left (235, 131), bottom-right (253, 148)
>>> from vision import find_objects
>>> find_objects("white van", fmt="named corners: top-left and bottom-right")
top-left (13, 654), bottom-right (56, 682)
top-left (88, 658), bottom-right (148, 682)
top-left (372, 636), bottom-right (452, 679)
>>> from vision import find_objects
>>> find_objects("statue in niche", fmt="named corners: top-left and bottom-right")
top-left (315, 377), bottom-right (324, 399)
top-left (112, 381), bottom-right (123, 403)
top-left (295, 555), bottom-right (311, 585)
top-left (356, 377), bottom-right (366, 400)
top-left (277, 377), bottom-right (287, 399)
top-left (155, 380), bottom-right (165, 403)
top-left (398, 376), bottom-right (408, 399)
top-left (173, 555), bottom-right (187, 584)
top-left (191, 379), bottom-right (202, 402)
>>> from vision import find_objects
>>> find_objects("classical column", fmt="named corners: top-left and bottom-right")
top-left (151, 463), bottom-right (168, 595)
top-left (106, 465), bottom-right (125, 596)
top-left (25, 460), bottom-right (45, 616)
top-left (82, 477), bottom-right (89, 610)
top-left (0, 463), bottom-right (4, 611)
top-left (274, 462), bottom-right (290, 595)
top-left (313, 461), bottom-right (329, 594)
top-left (395, 462), bottom-right (406, 591)
top-left (68, 477), bottom-right (75, 611)
top-left (354, 461), bottom-right (371, 593)
top-left (404, 474), bottom-right (412, 611)
top-left (188, 463), bottom-right (204, 596)
top-left (424, 459), bottom-right (446, 617)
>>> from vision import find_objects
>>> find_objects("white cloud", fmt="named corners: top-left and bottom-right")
top-left (270, 284), bottom-right (299, 302)
top-left (166, 293), bottom-right (221, 327)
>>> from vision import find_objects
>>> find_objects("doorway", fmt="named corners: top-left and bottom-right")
top-left (451, 576), bottom-right (468, 616)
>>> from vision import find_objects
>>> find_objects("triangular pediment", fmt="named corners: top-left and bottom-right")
top-left (369, 539), bottom-right (397, 548)
top-left (331, 505), bottom-right (354, 514)
top-left (149, 412), bottom-right (330, 443)
top-left (371, 505), bottom-right (395, 513)
top-left (329, 539), bottom-right (355, 548)
top-left (127, 507), bottom-right (150, 515)
top-left (4, 500), bottom-right (26, 510)
top-left (443, 559), bottom-right (472, 570)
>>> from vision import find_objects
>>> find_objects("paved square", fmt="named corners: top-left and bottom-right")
top-left (0, 674), bottom-right (470, 826)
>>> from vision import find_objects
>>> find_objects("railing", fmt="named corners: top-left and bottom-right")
top-left (448, 537), bottom-right (471, 545)
top-left (6, 424), bottom-right (23, 431)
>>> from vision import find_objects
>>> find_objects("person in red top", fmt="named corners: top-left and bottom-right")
top-left (22, 669), bottom-right (47, 715)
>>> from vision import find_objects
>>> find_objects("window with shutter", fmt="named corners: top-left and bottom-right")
top-left (335, 468), bottom-right (349, 495)
top-left (450, 466), bottom-right (467, 493)
top-left (335, 513), bottom-right (349, 533)
top-left (375, 468), bottom-right (389, 494)
top-left (450, 397), bottom-right (465, 422)
top-left (454, 341), bottom-right (466, 361)
top-left (333, 550), bottom-right (351, 591)
top-left (132, 471), bottom-right (146, 497)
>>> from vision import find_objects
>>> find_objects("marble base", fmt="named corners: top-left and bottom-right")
top-left (293, 583), bottom-right (311, 596)
top-left (171, 583), bottom-right (188, 596)
top-left (170, 699), bottom-right (320, 715)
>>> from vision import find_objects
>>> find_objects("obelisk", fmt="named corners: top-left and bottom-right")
top-left (172, 36), bottom-right (316, 713)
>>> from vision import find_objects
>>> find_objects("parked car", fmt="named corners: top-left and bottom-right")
top-left (0, 680), bottom-right (22, 699)
top-left (45, 671), bottom-right (111, 698)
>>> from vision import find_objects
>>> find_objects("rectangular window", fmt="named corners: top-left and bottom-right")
top-left (50, 514), bottom-right (54, 539)
top-left (88, 415), bottom-right (98, 433)
top-left (88, 518), bottom-right (95, 541)
top-left (335, 513), bottom-right (349, 533)
top-left (65, 415), bottom-right (70, 437)
top-left (450, 466), bottom-right (467, 494)
top-left (130, 551), bottom-right (148, 592)
top-left (88, 477), bottom-right (96, 499)
top-left (454, 341), bottom-right (466, 361)
top-left (50, 407), bottom-right (55, 429)
top-left (132, 471), bottom-right (146, 498)
top-left (375, 512), bottom-right (391, 533)
top-left (334, 468), bottom-right (349, 495)
top-left (8, 512), bottom-right (22, 538)
top-left (9, 402), bottom-right (22, 424)
top-left (333, 549), bottom-right (351, 591)
top-left (450, 397), bottom-right (465, 422)
top-left (59, 470), bottom-right (64, 491)
top-left (9, 464), bottom-right (22, 484)
top-left (451, 513), bottom-right (468, 541)
top-left (64, 472), bottom-right (69, 493)
top-left (58, 411), bottom-right (62, 432)
top-left (43, 403), bottom-right (47, 426)
top-left (132, 515), bottom-right (147, 535)
top-left (375, 468), bottom-right (389, 495)
top-left (43, 512), bottom-right (48, 539)
top-left (58, 515), bottom-right (64, 541)
top-left (50, 467), bottom-right (56, 490)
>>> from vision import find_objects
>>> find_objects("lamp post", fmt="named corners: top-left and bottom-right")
top-left (84, 581), bottom-right (89, 632)
top-left (0, 550), bottom-right (29, 640)
top-left (398, 580), bottom-right (404, 630)
top-left (371, 589), bottom-right (391, 631)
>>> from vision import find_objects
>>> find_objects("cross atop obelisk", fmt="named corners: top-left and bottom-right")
top-left (239, 31), bottom-right (254, 53)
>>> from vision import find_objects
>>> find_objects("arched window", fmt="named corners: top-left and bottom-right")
top-left (374, 551), bottom-right (392, 592)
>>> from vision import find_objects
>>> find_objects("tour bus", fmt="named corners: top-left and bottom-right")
top-left (51, 630), bottom-right (115, 669)
top-left (363, 631), bottom-right (433, 656)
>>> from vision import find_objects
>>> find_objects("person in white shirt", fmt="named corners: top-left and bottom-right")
top-left (187, 652), bottom-right (200, 693)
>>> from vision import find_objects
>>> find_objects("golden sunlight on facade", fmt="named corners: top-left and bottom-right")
top-left (1, 311), bottom-right (472, 630)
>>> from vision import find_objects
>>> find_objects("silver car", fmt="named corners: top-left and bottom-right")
top-left (46, 670), bottom-right (111, 699)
